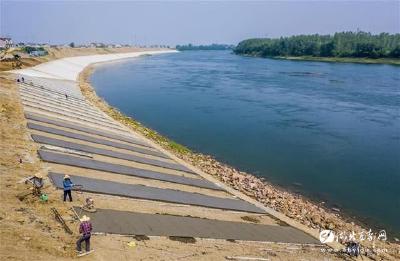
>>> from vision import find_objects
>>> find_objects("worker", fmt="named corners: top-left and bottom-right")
top-left (76, 215), bottom-right (92, 254)
top-left (82, 197), bottom-right (96, 212)
top-left (25, 173), bottom-right (44, 196)
top-left (63, 174), bottom-right (74, 202)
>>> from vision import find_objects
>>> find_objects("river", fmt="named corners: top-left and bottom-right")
top-left (91, 50), bottom-right (400, 237)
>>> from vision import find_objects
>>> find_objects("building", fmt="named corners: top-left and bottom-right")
top-left (0, 37), bottom-right (13, 49)
top-left (30, 50), bottom-right (47, 57)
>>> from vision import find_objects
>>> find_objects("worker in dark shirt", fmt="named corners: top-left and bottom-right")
top-left (76, 215), bottom-right (93, 254)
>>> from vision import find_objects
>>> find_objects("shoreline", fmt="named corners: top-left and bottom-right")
top-left (83, 56), bottom-right (396, 238)
top-left (80, 58), bottom-right (394, 244)
top-left (237, 53), bottom-right (400, 65)
top-left (6, 50), bottom-right (399, 259)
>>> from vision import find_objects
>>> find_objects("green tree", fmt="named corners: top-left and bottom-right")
top-left (320, 42), bottom-right (336, 57)
top-left (234, 31), bottom-right (400, 59)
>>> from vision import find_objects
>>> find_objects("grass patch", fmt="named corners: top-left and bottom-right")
top-left (107, 107), bottom-right (192, 155)
top-left (168, 236), bottom-right (196, 244)
top-left (240, 215), bottom-right (260, 223)
top-left (133, 235), bottom-right (150, 241)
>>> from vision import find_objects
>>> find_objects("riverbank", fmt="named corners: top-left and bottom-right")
top-left (273, 56), bottom-right (400, 65)
top-left (234, 32), bottom-right (400, 66)
top-left (1, 48), bottom-right (398, 260)
top-left (0, 48), bottom-right (139, 260)
top-left (80, 59), bottom-right (399, 259)
top-left (239, 54), bottom-right (400, 65)
top-left (0, 73), bottom-right (76, 260)
top-left (0, 48), bottom-right (167, 260)
top-left (0, 48), bottom-right (336, 260)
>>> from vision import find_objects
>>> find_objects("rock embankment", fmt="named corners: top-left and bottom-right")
top-left (180, 153), bottom-right (399, 259)
top-left (183, 154), bottom-right (347, 230)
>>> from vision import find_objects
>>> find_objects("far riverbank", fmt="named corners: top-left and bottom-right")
top-left (239, 53), bottom-right (400, 65)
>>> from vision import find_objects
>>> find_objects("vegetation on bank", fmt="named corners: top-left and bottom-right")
top-left (270, 55), bottom-right (400, 65)
top-left (176, 43), bottom-right (234, 51)
top-left (234, 31), bottom-right (400, 63)
top-left (21, 46), bottom-right (48, 55)
top-left (109, 110), bottom-right (192, 155)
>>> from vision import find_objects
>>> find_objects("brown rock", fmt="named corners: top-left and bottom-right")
top-left (326, 222), bottom-right (336, 230)
top-left (311, 214), bottom-right (321, 224)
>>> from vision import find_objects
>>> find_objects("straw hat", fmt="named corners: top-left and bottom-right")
top-left (34, 173), bottom-right (43, 179)
top-left (63, 174), bottom-right (70, 179)
top-left (80, 215), bottom-right (90, 222)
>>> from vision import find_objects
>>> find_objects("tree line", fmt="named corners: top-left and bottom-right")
top-left (234, 32), bottom-right (400, 59)
top-left (176, 44), bottom-right (234, 51)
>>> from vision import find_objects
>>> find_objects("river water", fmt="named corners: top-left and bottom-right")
top-left (91, 50), bottom-right (400, 237)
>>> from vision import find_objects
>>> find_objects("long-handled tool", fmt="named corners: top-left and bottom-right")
top-left (51, 207), bottom-right (73, 234)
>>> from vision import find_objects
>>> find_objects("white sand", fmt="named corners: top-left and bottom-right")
top-left (11, 50), bottom-right (178, 81)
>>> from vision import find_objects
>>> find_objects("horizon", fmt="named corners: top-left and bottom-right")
top-left (1, 1), bottom-right (399, 46)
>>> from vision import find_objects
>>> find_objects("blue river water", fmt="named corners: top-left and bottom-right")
top-left (91, 50), bottom-right (400, 237)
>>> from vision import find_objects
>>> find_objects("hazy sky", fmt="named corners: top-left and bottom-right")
top-left (1, 1), bottom-right (399, 45)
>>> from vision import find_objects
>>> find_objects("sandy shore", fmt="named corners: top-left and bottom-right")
top-left (2, 48), bottom-right (398, 260)
top-left (11, 49), bottom-right (178, 81)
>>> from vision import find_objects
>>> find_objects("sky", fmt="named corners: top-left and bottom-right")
top-left (1, 1), bottom-right (399, 46)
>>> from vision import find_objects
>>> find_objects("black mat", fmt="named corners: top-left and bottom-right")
top-left (49, 172), bottom-right (260, 213)
top-left (40, 150), bottom-right (221, 190)
top-left (25, 113), bottom-right (146, 147)
top-left (28, 122), bottom-right (166, 158)
top-left (73, 207), bottom-right (319, 243)
top-left (32, 134), bottom-right (195, 174)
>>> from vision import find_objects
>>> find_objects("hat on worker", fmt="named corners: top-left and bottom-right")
top-left (63, 174), bottom-right (70, 179)
top-left (34, 173), bottom-right (43, 179)
top-left (80, 215), bottom-right (90, 222)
